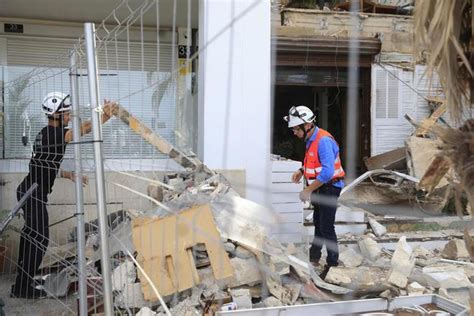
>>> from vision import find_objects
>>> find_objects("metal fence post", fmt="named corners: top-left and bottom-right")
top-left (69, 49), bottom-right (88, 316)
top-left (84, 22), bottom-right (114, 315)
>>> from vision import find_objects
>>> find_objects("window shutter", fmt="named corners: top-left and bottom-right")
top-left (3, 36), bottom-right (176, 159)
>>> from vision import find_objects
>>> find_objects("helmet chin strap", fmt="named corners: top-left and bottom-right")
top-left (303, 124), bottom-right (315, 141)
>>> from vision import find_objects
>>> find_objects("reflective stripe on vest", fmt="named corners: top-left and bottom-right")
top-left (303, 128), bottom-right (345, 182)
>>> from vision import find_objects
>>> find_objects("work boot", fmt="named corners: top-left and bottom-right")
top-left (10, 284), bottom-right (47, 299)
top-left (319, 264), bottom-right (333, 280)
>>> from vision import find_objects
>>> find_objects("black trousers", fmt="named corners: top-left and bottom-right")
top-left (14, 190), bottom-right (49, 293)
top-left (309, 184), bottom-right (341, 266)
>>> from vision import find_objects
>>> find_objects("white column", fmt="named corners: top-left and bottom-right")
top-left (198, 0), bottom-right (271, 206)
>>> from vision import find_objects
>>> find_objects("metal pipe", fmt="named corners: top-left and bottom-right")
top-left (84, 22), bottom-right (114, 315)
top-left (69, 50), bottom-right (88, 316)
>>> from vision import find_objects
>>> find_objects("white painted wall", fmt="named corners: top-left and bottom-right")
top-left (198, 0), bottom-right (271, 206)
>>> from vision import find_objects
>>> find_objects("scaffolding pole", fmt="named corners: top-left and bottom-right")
top-left (84, 22), bottom-right (114, 315)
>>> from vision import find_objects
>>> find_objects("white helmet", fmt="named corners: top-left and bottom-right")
top-left (284, 105), bottom-right (315, 128)
top-left (42, 91), bottom-right (71, 115)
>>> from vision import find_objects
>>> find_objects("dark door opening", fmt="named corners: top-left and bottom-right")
top-left (272, 68), bottom-right (371, 175)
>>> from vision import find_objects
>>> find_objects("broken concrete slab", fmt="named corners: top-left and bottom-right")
top-left (269, 256), bottom-right (290, 276)
top-left (407, 282), bottom-right (425, 296)
top-left (422, 266), bottom-right (472, 289)
top-left (228, 257), bottom-right (263, 288)
top-left (324, 266), bottom-right (388, 293)
top-left (368, 218), bottom-right (387, 237)
top-left (388, 236), bottom-right (415, 288)
top-left (339, 247), bottom-right (363, 268)
top-left (112, 260), bottom-right (136, 292)
top-left (169, 288), bottom-right (203, 316)
top-left (223, 242), bottom-right (236, 253)
top-left (116, 283), bottom-right (153, 309)
top-left (413, 245), bottom-right (433, 259)
top-left (266, 276), bottom-right (297, 305)
top-left (234, 246), bottom-right (254, 259)
top-left (406, 136), bottom-right (449, 188)
top-left (231, 289), bottom-right (252, 310)
top-left (441, 239), bottom-right (470, 260)
top-left (263, 296), bottom-right (283, 307)
top-left (358, 237), bottom-right (382, 262)
top-left (136, 306), bottom-right (158, 316)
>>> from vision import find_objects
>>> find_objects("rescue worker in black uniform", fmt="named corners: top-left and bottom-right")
top-left (11, 92), bottom-right (117, 298)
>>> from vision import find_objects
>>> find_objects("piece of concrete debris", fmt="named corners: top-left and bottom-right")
top-left (438, 288), bottom-right (455, 301)
top-left (413, 245), bottom-right (433, 259)
top-left (228, 257), bottom-right (263, 288)
top-left (116, 283), bottom-right (153, 309)
top-left (339, 248), bottom-right (363, 268)
top-left (266, 276), bottom-right (298, 305)
top-left (358, 237), bottom-right (382, 262)
top-left (136, 306), bottom-right (158, 316)
top-left (441, 239), bottom-right (470, 260)
top-left (379, 289), bottom-right (392, 299)
top-left (422, 266), bottom-right (471, 289)
top-left (234, 246), bottom-right (254, 259)
top-left (263, 296), bottom-right (283, 307)
top-left (223, 242), bottom-right (236, 253)
top-left (112, 260), bottom-right (137, 292)
top-left (170, 288), bottom-right (203, 316)
top-left (388, 236), bottom-right (415, 288)
top-left (368, 218), bottom-right (387, 237)
top-left (231, 289), bottom-right (252, 310)
top-left (407, 282), bottom-right (425, 296)
top-left (270, 256), bottom-right (290, 276)
top-left (325, 266), bottom-right (388, 293)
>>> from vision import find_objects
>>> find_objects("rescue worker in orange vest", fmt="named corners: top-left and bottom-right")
top-left (284, 105), bottom-right (345, 279)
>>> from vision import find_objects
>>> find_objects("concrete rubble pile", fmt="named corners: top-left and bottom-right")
top-left (37, 109), bottom-right (473, 314)
top-left (41, 170), bottom-right (473, 314)
top-left (39, 172), bottom-right (354, 315)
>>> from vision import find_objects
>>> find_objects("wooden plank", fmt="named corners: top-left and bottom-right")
top-left (416, 100), bottom-right (448, 137)
top-left (364, 147), bottom-right (406, 171)
top-left (112, 104), bottom-right (211, 173)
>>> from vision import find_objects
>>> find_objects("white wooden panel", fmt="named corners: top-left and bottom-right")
top-left (275, 212), bottom-right (303, 223)
top-left (371, 64), bottom-right (416, 156)
top-left (271, 172), bottom-right (294, 183)
top-left (272, 203), bottom-right (303, 214)
top-left (271, 160), bottom-right (302, 172)
top-left (271, 182), bottom-right (303, 193)
top-left (271, 193), bottom-right (300, 204)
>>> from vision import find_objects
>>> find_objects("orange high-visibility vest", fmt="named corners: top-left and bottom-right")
top-left (303, 128), bottom-right (345, 183)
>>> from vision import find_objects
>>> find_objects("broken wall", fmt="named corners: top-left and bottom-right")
top-left (278, 9), bottom-right (413, 54)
